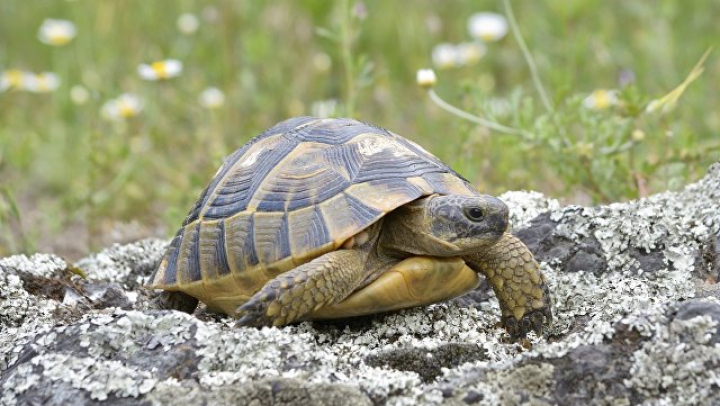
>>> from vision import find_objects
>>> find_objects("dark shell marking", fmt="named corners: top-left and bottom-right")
top-left (148, 117), bottom-right (478, 299)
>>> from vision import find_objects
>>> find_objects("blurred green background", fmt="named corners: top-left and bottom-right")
top-left (1, 0), bottom-right (718, 259)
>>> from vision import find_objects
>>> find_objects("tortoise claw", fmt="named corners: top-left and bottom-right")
top-left (235, 313), bottom-right (269, 328)
top-left (502, 305), bottom-right (553, 339)
top-left (235, 293), bottom-right (276, 327)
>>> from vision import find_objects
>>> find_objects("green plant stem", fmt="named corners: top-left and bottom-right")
top-left (0, 187), bottom-right (29, 253)
top-left (427, 89), bottom-right (531, 139)
top-left (340, 0), bottom-right (356, 117)
top-left (503, 0), bottom-right (572, 149)
top-left (503, 0), bottom-right (553, 115)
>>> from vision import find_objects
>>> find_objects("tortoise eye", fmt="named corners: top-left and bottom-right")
top-left (464, 206), bottom-right (484, 221)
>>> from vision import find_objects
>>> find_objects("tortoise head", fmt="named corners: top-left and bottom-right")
top-left (379, 194), bottom-right (509, 257)
top-left (425, 194), bottom-right (508, 252)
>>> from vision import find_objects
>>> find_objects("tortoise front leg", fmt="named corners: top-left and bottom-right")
top-left (463, 233), bottom-right (552, 338)
top-left (235, 249), bottom-right (367, 327)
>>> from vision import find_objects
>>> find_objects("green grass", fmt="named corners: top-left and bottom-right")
top-left (1, 1), bottom-right (718, 257)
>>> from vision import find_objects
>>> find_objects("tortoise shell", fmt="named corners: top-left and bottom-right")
top-left (147, 117), bottom-right (478, 312)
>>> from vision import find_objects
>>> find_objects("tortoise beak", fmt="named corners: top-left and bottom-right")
top-left (480, 194), bottom-right (509, 235)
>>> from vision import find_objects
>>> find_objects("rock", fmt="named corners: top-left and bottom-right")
top-left (462, 390), bottom-right (483, 404)
top-left (515, 212), bottom-right (608, 275)
top-left (148, 378), bottom-right (372, 406)
top-left (448, 278), bottom-right (494, 309)
top-left (548, 344), bottom-right (638, 405)
top-left (77, 281), bottom-right (134, 310)
top-left (673, 299), bottom-right (720, 344)
top-left (695, 231), bottom-right (720, 282)
top-left (366, 343), bottom-right (488, 383)
top-left (74, 239), bottom-right (168, 289)
top-left (1, 163), bottom-right (720, 406)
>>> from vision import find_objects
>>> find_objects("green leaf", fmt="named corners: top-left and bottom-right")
top-left (1, 187), bottom-right (21, 222)
top-left (315, 26), bottom-right (339, 42)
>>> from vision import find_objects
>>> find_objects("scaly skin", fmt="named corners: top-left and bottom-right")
top-left (236, 249), bottom-right (368, 326)
top-left (464, 233), bottom-right (552, 337)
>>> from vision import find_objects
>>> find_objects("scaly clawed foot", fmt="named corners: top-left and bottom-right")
top-left (501, 303), bottom-right (553, 338)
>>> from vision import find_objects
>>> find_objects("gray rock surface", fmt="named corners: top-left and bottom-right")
top-left (1, 163), bottom-right (719, 406)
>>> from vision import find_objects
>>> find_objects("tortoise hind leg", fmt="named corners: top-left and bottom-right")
top-left (235, 249), bottom-right (368, 327)
top-left (152, 290), bottom-right (199, 314)
top-left (309, 257), bottom-right (478, 319)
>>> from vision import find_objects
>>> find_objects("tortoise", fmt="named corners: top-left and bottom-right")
top-left (147, 117), bottom-right (552, 337)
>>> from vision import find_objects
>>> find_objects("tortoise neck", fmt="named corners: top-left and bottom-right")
top-left (378, 196), bottom-right (463, 258)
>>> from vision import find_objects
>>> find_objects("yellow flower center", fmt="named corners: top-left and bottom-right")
top-left (118, 102), bottom-right (137, 118)
top-left (481, 33), bottom-right (496, 42)
top-left (37, 77), bottom-right (50, 91)
top-left (592, 90), bottom-right (613, 109)
top-left (150, 62), bottom-right (169, 79)
top-left (47, 27), bottom-right (72, 45)
top-left (49, 35), bottom-right (71, 45)
top-left (5, 70), bottom-right (24, 87)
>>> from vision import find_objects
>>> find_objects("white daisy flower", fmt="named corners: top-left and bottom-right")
top-left (26, 72), bottom-right (61, 93)
top-left (468, 12), bottom-right (508, 42)
top-left (0, 69), bottom-right (33, 91)
top-left (38, 19), bottom-right (77, 46)
top-left (432, 43), bottom-right (459, 70)
top-left (101, 93), bottom-right (143, 121)
top-left (177, 13), bottom-right (200, 35)
top-left (198, 87), bottom-right (225, 109)
top-left (137, 59), bottom-right (183, 81)
top-left (455, 42), bottom-right (486, 66)
top-left (416, 69), bottom-right (437, 88)
top-left (582, 89), bottom-right (619, 110)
